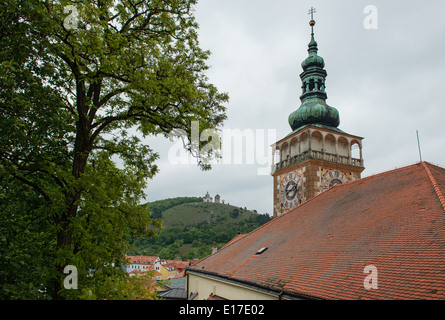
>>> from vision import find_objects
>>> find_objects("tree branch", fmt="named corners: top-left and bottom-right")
top-left (12, 173), bottom-right (52, 205)
top-left (98, 87), bottom-right (127, 107)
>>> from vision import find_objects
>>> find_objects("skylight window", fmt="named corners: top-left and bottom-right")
top-left (255, 247), bottom-right (268, 255)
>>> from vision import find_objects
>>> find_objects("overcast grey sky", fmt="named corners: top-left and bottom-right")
top-left (142, 0), bottom-right (445, 215)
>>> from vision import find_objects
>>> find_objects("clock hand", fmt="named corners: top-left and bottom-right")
top-left (287, 185), bottom-right (299, 197)
top-left (286, 186), bottom-right (296, 195)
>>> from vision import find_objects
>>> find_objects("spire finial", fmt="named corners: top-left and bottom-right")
top-left (307, 7), bottom-right (318, 54)
top-left (308, 7), bottom-right (316, 35)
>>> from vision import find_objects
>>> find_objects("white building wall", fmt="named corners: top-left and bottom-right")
top-left (187, 272), bottom-right (277, 300)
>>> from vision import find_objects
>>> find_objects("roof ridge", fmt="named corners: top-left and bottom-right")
top-left (358, 162), bottom-right (423, 183)
top-left (324, 162), bottom-right (424, 194)
top-left (219, 234), bottom-right (246, 251)
top-left (191, 229), bottom-right (261, 266)
top-left (422, 162), bottom-right (445, 212)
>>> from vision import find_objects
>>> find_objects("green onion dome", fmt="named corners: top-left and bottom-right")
top-left (301, 38), bottom-right (325, 69)
top-left (288, 98), bottom-right (340, 131)
top-left (301, 53), bottom-right (325, 69)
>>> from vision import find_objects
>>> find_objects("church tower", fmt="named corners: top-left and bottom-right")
top-left (271, 9), bottom-right (365, 218)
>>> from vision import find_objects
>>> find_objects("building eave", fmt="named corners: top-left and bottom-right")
top-left (185, 268), bottom-right (321, 301)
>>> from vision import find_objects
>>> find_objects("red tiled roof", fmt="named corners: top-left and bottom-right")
top-left (188, 162), bottom-right (445, 300)
top-left (126, 255), bottom-right (159, 265)
top-left (165, 260), bottom-right (190, 270)
top-left (130, 267), bottom-right (162, 277)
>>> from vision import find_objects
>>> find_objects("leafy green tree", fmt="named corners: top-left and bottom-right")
top-left (0, 0), bottom-right (227, 299)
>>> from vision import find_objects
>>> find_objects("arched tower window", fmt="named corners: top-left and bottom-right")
top-left (351, 143), bottom-right (360, 159)
top-left (311, 131), bottom-right (323, 152)
top-left (325, 134), bottom-right (336, 154)
top-left (309, 79), bottom-right (315, 91)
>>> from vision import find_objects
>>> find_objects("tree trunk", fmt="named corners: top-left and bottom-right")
top-left (53, 114), bottom-right (91, 299)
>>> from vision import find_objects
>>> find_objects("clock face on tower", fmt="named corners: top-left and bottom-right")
top-left (321, 169), bottom-right (349, 191)
top-left (279, 172), bottom-right (303, 210)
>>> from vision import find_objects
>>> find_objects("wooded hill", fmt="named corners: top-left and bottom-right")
top-left (127, 197), bottom-right (271, 260)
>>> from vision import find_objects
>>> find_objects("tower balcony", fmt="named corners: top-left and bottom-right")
top-left (272, 150), bottom-right (364, 173)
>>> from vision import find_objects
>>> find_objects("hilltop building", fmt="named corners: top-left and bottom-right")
top-left (203, 192), bottom-right (224, 204)
top-left (203, 191), bottom-right (212, 203)
top-left (186, 10), bottom-right (445, 300)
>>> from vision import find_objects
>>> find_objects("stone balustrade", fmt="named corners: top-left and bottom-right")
top-left (272, 150), bottom-right (363, 173)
